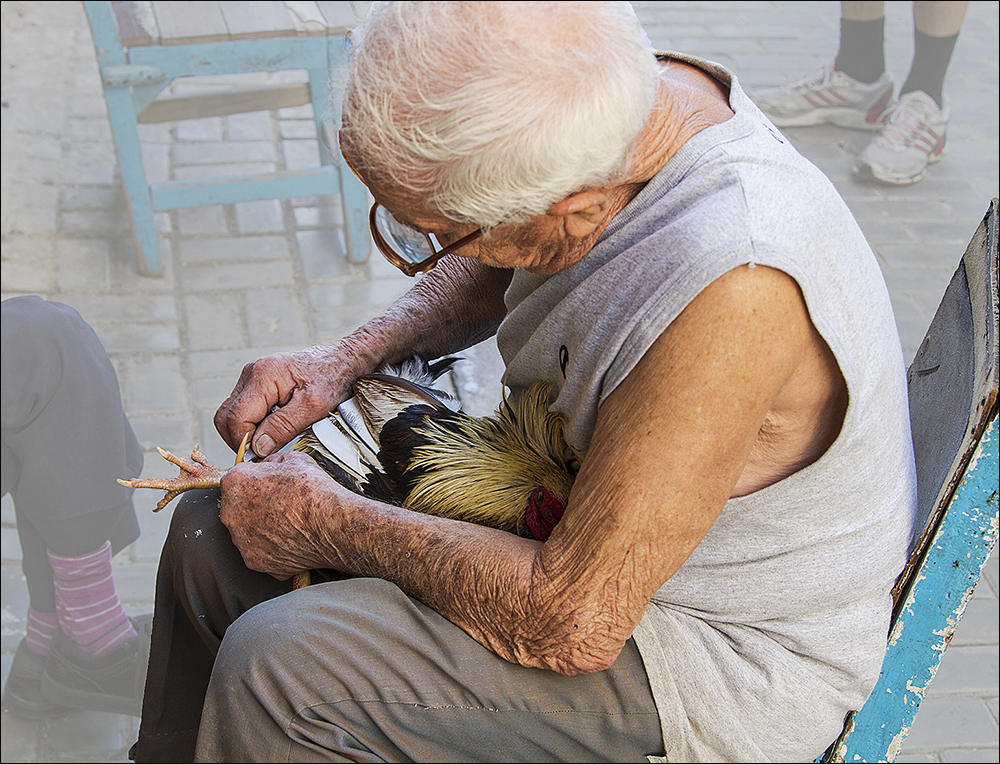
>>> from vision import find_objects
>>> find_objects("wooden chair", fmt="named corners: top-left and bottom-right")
top-left (821, 198), bottom-right (999, 762)
top-left (83, 1), bottom-right (372, 275)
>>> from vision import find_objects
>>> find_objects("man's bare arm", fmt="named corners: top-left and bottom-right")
top-left (221, 265), bottom-right (824, 674)
top-left (214, 255), bottom-right (511, 456)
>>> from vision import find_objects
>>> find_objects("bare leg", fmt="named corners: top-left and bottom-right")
top-left (901, 0), bottom-right (969, 106)
top-left (914, 1), bottom-right (969, 36)
top-left (841, 2), bottom-right (886, 22)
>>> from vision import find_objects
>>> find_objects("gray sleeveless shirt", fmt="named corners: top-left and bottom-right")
top-left (496, 55), bottom-right (917, 761)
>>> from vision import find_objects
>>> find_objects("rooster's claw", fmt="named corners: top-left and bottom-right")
top-left (118, 443), bottom-right (227, 511)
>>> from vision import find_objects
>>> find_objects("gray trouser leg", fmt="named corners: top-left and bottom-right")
top-left (196, 578), bottom-right (663, 762)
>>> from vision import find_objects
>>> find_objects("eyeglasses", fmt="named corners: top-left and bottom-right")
top-left (369, 202), bottom-right (485, 277)
top-left (339, 132), bottom-right (485, 276)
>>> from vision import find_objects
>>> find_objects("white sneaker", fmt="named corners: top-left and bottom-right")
top-left (853, 90), bottom-right (948, 185)
top-left (754, 63), bottom-right (894, 130)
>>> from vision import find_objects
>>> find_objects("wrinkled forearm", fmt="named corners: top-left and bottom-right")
top-left (323, 489), bottom-right (629, 676)
top-left (214, 257), bottom-right (510, 456)
top-left (345, 256), bottom-right (511, 372)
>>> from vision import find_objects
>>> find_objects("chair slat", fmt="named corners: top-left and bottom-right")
top-left (315, 1), bottom-right (360, 31)
top-left (137, 82), bottom-right (312, 123)
top-left (127, 35), bottom-right (328, 80)
top-left (112, 0), bottom-right (159, 46)
top-left (219, 1), bottom-right (298, 41)
top-left (112, 2), bottom-right (359, 47)
top-left (154, 1), bottom-right (230, 45)
top-left (283, 1), bottom-right (331, 33)
top-left (149, 166), bottom-right (342, 210)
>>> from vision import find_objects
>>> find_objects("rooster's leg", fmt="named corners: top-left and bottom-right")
top-left (118, 443), bottom-right (229, 512)
top-left (118, 435), bottom-right (250, 511)
top-left (119, 436), bottom-right (312, 588)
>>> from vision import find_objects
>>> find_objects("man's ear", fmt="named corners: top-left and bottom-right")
top-left (547, 190), bottom-right (609, 238)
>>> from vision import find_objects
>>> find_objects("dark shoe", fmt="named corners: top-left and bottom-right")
top-left (40, 614), bottom-right (152, 717)
top-left (2, 638), bottom-right (73, 719)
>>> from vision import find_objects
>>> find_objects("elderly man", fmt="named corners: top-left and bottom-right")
top-left (132, 2), bottom-right (917, 762)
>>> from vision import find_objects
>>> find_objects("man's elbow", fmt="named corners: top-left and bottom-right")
top-left (522, 625), bottom-right (626, 676)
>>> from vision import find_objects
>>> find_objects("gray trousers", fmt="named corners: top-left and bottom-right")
top-left (137, 491), bottom-right (664, 762)
top-left (199, 577), bottom-right (664, 762)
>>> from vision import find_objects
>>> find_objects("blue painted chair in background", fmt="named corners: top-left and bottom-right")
top-left (821, 199), bottom-right (999, 762)
top-left (83, 1), bottom-right (371, 275)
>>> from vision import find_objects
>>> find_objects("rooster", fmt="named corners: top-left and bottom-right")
top-left (120, 356), bottom-right (579, 586)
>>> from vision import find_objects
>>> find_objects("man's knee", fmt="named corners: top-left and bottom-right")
top-left (216, 578), bottom-right (416, 687)
top-left (164, 489), bottom-right (227, 569)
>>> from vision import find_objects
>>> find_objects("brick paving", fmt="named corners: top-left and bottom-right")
top-left (1, 2), bottom-right (997, 761)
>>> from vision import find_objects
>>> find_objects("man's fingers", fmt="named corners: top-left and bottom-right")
top-left (215, 361), bottom-right (269, 451)
top-left (252, 390), bottom-right (340, 457)
top-left (215, 357), bottom-right (301, 453)
top-left (213, 350), bottom-right (349, 455)
top-left (251, 404), bottom-right (303, 457)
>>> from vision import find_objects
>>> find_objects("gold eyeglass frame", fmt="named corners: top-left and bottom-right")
top-left (339, 133), bottom-right (485, 276)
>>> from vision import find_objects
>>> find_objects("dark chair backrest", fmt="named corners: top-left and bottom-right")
top-left (822, 199), bottom-right (999, 763)
top-left (897, 198), bottom-right (999, 604)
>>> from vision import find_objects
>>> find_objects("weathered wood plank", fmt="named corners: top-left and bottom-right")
top-left (315, 1), bottom-right (360, 31)
top-left (137, 82), bottom-right (311, 123)
top-left (153, 1), bottom-right (230, 45)
top-left (283, 0), bottom-right (330, 33)
top-left (112, 2), bottom-right (360, 48)
top-left (219, 1), bottom-right (297, 41)
top-left (111, 0), bottom-right (159, 46)
top-left (149, 165), bottom-right (341, 209)
top-left (127, 35), bottom-right (328, 78)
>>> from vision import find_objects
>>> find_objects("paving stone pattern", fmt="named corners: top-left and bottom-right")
top-left (1, 1), bottom-right (996, 761)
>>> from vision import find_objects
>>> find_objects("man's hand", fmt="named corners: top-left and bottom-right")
top-left (218, 451), bottom-right (347, 580)
top-left (214, 344), bottom-right (369, 458)
top-left (213, 257), bottom-right (511, 460)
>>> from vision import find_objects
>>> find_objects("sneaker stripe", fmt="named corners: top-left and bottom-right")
top-left (808, 88), bottom-right (848, 107)
top-left (857, 91), bottom-right (948, 183)
top-left (827, 88), bottom-right (850, 105)
top-left (804, 91), bottom-right (842, 109)
top-left (911, 129), bottom-right (941, 151)
top-left (866, 90), bottom-right (894, 124)
top-left (802, 92), bottom-right (825, 109)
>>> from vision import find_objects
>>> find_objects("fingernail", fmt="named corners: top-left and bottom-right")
top-left (255, 434), bottom-right (274, 456)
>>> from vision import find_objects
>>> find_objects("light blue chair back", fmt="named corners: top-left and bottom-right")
top-left (83, 1), bottom-right (372, 274)
top-left (822, 199), bottom-right (999, 762)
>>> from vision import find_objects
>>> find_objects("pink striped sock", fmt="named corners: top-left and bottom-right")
top-left (48, 541), bottom-right (137, 656)
top-left (25, 607), bottom-right (59, 657)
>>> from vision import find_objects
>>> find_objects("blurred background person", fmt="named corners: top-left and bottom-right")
top-left (2, 296), bottom-right (150, 720)
top-left (754, 1), bottom-right (969, 184)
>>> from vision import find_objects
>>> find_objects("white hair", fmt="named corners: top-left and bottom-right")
top-left (341, 1), bottom-right (658, 227)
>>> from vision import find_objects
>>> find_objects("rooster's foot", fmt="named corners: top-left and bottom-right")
top-left (118, 435), bottom-right (250, 511)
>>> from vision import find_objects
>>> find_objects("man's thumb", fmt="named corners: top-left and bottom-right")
top-left (252, 402), bottom-right (315, 457)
